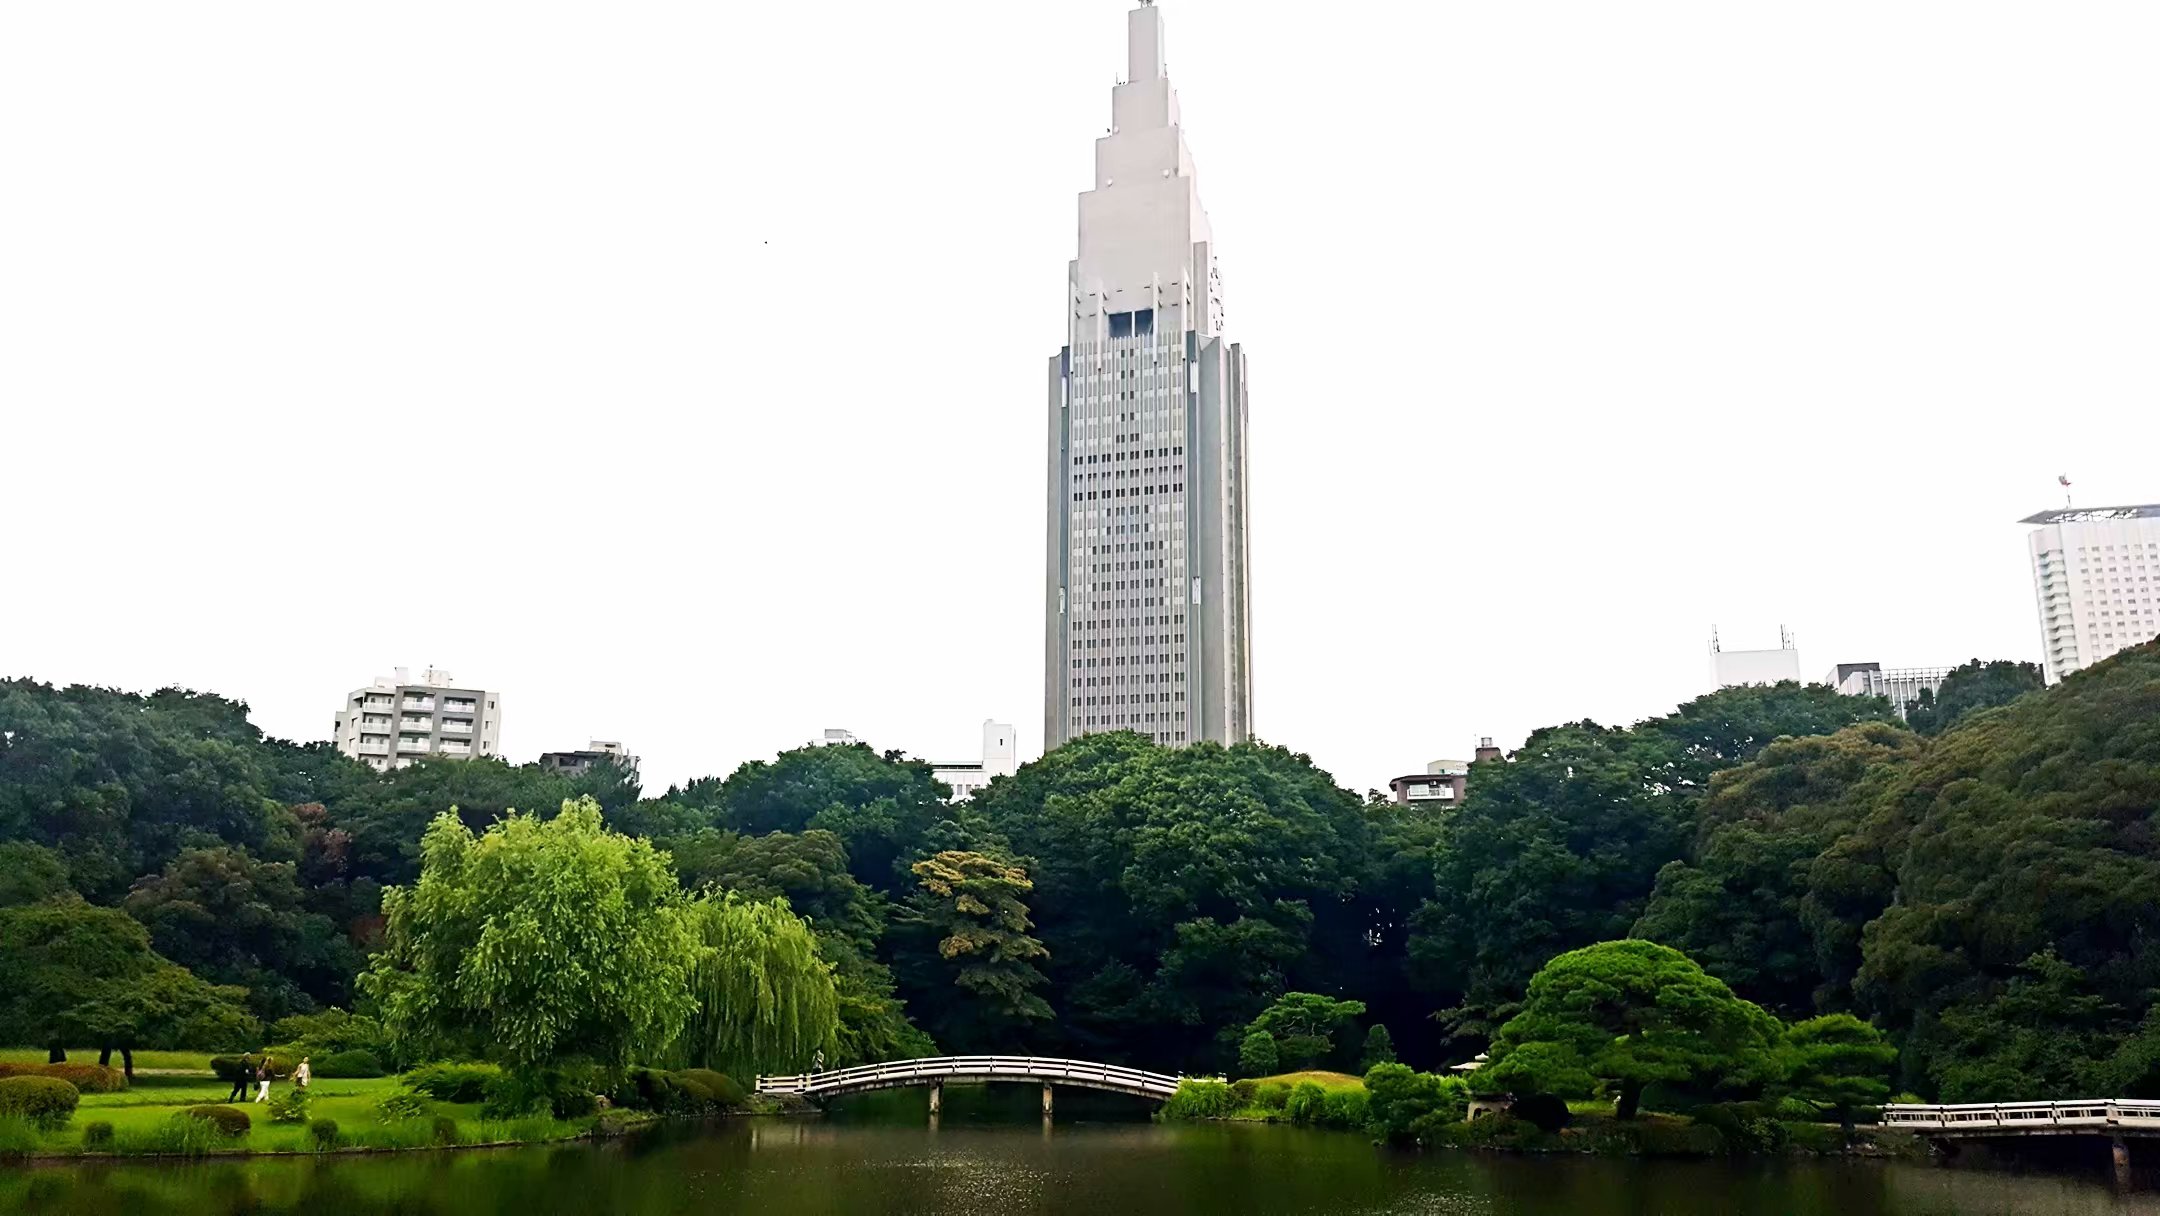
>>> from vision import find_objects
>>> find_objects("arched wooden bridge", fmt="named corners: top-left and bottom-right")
top-left (1885, 1100), bottom-right (2160, 1139)
top-left (755, 1055), bottom-right (1185, 1109)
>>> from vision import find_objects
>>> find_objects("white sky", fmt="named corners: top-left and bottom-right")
top-left (3, 2), bottom-right (2155, 796)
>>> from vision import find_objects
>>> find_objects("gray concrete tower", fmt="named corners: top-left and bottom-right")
top-left (1045, 2), bottom-right (1252, 749)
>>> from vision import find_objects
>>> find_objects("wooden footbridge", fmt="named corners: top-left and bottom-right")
top-left (756, 1055), bottom-right (1186, 1114)
top-left (1884, 1100), bottom-right (2160, 1139)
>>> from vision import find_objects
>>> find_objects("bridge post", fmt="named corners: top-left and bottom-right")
top-left (928, 1081), bottom-right (942, 1116)
top-left (2115, 1136), bottom-right (2132, 1184)
top-left (1042, 1081), bottom-right (1054, 1117)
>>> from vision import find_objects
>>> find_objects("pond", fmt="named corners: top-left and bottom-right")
top-left (5, 1099), bottom-right (2157, 1215)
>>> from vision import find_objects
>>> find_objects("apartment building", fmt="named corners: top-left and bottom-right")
top-left (2024, 504), bottom-right (2160, 683)
top-left (334, 667), bottom-right (502, 771)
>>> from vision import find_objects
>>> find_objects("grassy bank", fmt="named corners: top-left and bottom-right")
top-left (0, 1069), bottom-right (607, 1159)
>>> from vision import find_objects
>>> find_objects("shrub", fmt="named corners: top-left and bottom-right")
top-left (0, 1076), bottom-right (80, 1129)
top-left (315, 1050), bottom-right (385, 1079)
top-left (403, 1062), bottom-right (502, 1104)
top-left (1229, 1079), bottom-right (1258, 1105)
top-left (267, 1087), bottom-right (312, 1125)
top-left (593, 1109), bottom-right (635, 1138)
top-left (375, 1091), bottom-right (433, 1122)
top-left (0, 1062), bottom-right (126, 1093)
top-left (1359, 1025), bottom-right (1397, 1071)
top-left (1284, 1081), bottom-right (1327, 1124)
top-left (1254, 1082), bottom-right (1291, 1111)
top-left (667, 1075), bottom-right (717, 1113)
top-left (309, 1119), bottom-right (340, 1149)
top-left (481, 1073), bottom-right (548, 1119)
top-left (1695, 1103), bottom-right (1789, 1155)
top-left (1319, 1089), bottom-right (1369, 1129)
top-left (1363, 1064), bottom-right (1468, 1144)
top-left (431, 1116), bottom-right (461, 1145)
top-left (1160, 1079), bottom-right (1239, 1121)
top-left (185, 1105), bottom-right (251, 1138)
top-left (82, 1120), bottom-right (115, 1148)
top-left (1238, 1030), bottom-right (1279, 1078)
top-left (269, 1008), bottom-right (389, 1059)
top-left (1510, 1093), bottom-right (1573, 1133)
top-left (625, 1067), bottom-right (680, 1113)
top-left (674, 1069), bottom-right (745, 1107)
top-left (551, 1089), bottom-right (600, 1120)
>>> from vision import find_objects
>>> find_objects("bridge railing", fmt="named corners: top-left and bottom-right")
top-left (755, 1055), bottom-right (1184, 1097)
top-left (1883, 1100), bottom-right (2160, 1132)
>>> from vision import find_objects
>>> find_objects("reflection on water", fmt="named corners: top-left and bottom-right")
top-left (5, 1114), bottom-right (2160, 1216)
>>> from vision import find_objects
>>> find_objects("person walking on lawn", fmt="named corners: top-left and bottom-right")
top-left (225, 1055), bottom-right (254, 1103)
top-left (294, 1056), bottom-right (311, 1090)
top-left (253, 1055), bottom-right (273, 1103)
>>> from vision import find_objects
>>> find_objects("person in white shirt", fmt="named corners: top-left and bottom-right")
top-left (295, 1057), bottom-right (312, 1090)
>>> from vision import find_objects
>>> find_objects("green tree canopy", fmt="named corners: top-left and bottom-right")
top-left (1773, 1013), bottom-right (1895, 1135)
top-left (1484, 940), bottom-right (1779, 1118)
top-left (123, 846), bottom-right (361, 1020)
top-left (360, 798), bottom-right (701, 1070)
top-left (1247, 992), bottom-right (1367, 1071)
top-left (900, 851), bottom-right (1053, 1046)
top-left (0, 897), bottom-right (255, 1073)
top-left (674, 894), bottom-right (839, 1077)
top-left (673, 742), bottom-right (948, 895)
top-left (1903, 659), bottom-right (2044, 736)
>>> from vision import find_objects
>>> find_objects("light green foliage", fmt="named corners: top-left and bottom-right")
top-left (1237, 1028), bottom-right (1279, 1077)
top-left (1485, 940), bottom-right (1779, 1119)
top-left (903, 851), bottom-right (1053, 1039)
top-left (1773, 1013), bottom-right (1895, 1133)
top-left (1319, 1087), bottom-right (1369, 1128)
top-left (1283, 1080), bottom-right (1327, 1123)
top-left (1362, 1063), bottom-right (1467, 1143)
top-left (1159, 1078), bottom-right (1239, 1120)
top-left (268, 1008), bottom-right (389, 1060)
top-left (1358, 1024), bottom-right (1396, 1070)
top-left (0, 842), bottom-right (71, 907)
top-left (266, 1085), bottom-right (311, 1124)
top-left (1247, 992), bottom-right (1366, 1071)
top-left (360, 799), bottom-right (701, 1069)
top-left (673, 894), bottom-right (839, 1076)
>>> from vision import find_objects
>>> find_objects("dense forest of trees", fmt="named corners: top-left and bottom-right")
top-left (2, 643), bottom-right (2152, 1101)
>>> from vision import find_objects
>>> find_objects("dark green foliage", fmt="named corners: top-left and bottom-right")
top-left (550, 1089), bottom-right (600, 1119)
top-left (268, 1008), bottom-right (389, 1059)
top-left (1228, 1078), bottom-right (1258, 1105)
top-left (479, 1072), bottom-right (553, 1119)
top-left (124, 845), bottom-right (361, 1020)
top-left (401, 1062), bottom-right (501, 1104)
top-left (81, 1120), bottom-right (114, 1147)
top-left (315, 1049), bottom-right (384, 1078)
top-left (1484, 941), bottom-right (1779, 1119)
top-left (897, 851), bottom-right (1053, 1044)
top-left (211, 1055), bottom-right (293, 1083)
top-left (0, 841), bottom-right (72, 907)
top-left (0, 899), bottom-right (256, 1069)
top-left (1692, 1102), bottom-right (1790, 1155)
top-left (1773, 1014), bottom-right (1894, 1133)
top-left (1417, 684), bottom-right (1893, 1034)
top-left (1159, 1079), bottom-right (1237, 1120)
top-left (1319, 1088), bottom-right (1369, 1129)
top-left (1509, 1092), bottom-right (1571, 1132)
top-left (1903, 659), bottom-right (2044, 736)
top-left (1359, 1024), bottom-right (1396, 1070)
top-left (1237, 1029), bottom-right (1278, 1077)
top-left (673, 741), bottom-right (950, 895)
top-left (673, 1068), bottom-right (744, 1106)
top-left (1253, 1081), bottom-right (1290, 1110)
top-left (0, 1076), bottom-right (79, 1128)
top-left (430, 1116), bottom-right (460, 1145)
top-left (309, 1118), bottom-right (339, 1148)
top-left (184, 1104), bottom-right (251, 1137)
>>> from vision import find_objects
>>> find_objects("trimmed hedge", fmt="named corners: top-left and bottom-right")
top-left (0, 1062), bottom-right (125, 1093)
top-left (314, 1050), bottom-right (385, 1079)
top-left (309, 1118), bottom-right (340, 1148)
top-left (185, 1105), bottom-right (252, 1138)
top-left (674, 1069), bottom-right (745, 1107)
top-left (211, 1055), bottom-right (294, 1084)
top-left (0, 1076), bottom-right (80, 1129)
top-left (82, 1120), bottom-right (115, 1147)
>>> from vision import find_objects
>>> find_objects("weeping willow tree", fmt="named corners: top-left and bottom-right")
top-left (674, 894), bottom-right (840, 1077)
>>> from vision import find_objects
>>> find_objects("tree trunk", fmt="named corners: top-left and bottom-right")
top-left (121, 1047), bottom-right (135, 1079)
top-left (1615, 1081), bottom-right (1644, 1120)
top-left (47, 1044), bottom-right (67, 1064)
top-left (98, 1046), bottom-right (112, 1067)
top-left (1839, 1108), bottom-right (1856, 1146)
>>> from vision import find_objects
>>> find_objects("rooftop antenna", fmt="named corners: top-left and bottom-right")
top-left (1709, 626), bottom-right (1721, 654)
top-left (2060, 473), bottom-right (2073, 508)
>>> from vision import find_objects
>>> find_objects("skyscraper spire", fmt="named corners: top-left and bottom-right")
top-left (1044, 3), bottom-right (1252, 750)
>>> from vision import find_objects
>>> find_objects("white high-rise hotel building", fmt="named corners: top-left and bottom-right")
top-left (1044, 2), bottom-right (1253, 749)
top-left (2024, 504), bottom-right (2160, 684)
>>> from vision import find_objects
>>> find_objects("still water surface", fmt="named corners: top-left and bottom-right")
top-left (5, 1111), bottom-right (2158, 1215)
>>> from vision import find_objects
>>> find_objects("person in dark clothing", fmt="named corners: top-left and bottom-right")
top-left (226, 1055), bottom-right (254, 1103)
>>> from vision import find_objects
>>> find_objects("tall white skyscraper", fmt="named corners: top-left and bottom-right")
top-left (1044, 2), bottom-right (1253, 749)
top-left (2024, 504), bottom-right (2160, 683)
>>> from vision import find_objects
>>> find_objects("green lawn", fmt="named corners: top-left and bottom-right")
top-left (9, 1066), bottom-right (604, 1156)
top-left (1248, 1071), bottom-right (1365, 1093)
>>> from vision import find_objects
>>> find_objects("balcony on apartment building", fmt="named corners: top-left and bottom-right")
top-left (402, 697), bottom-right (437, 713)
top-left (397, 736), bottom-right (431, 753)
top-left (439, 719), bottom-right (473, 734)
